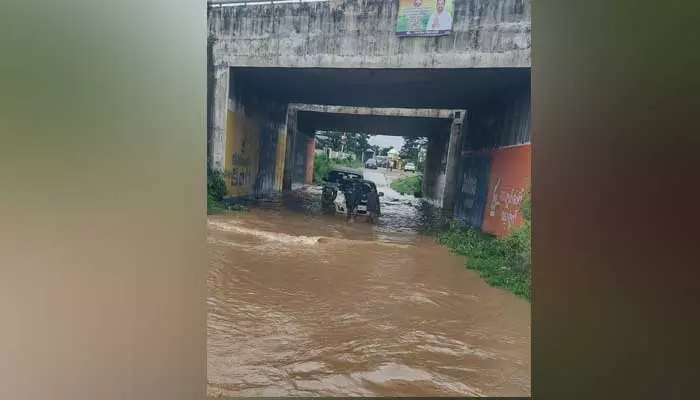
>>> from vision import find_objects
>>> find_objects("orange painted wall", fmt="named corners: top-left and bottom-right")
top-left (482, 144), bottom-right (531, 237)
top-left (305, 136), bottom-right (315, 185)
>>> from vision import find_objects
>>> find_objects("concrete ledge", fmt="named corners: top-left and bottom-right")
top-left (289, 104), bottom-right (464, 120)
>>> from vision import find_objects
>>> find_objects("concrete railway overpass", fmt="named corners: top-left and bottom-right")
top-left (207, 0), bottom-right (532, 235)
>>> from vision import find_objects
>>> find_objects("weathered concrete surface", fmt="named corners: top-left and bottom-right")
top-left (210, 66), bottom-right (229, 170)
top-left (286, 103), bottom-right (465, 208)
top-left (228, 67), bottom-right (530, 110)
top-left (464, 83), bottom-right (530, 151)
top-left (423, 132), bottom-right (449, 207)
top-left (291, 104), bottom-right (464, 137)
top-left (212, 78), bottom-right (289, 197)
top-left (283, 107), bottom-right (296, 190)
top-left (290, 104), bottom-right (459, 119)
top-left (298, 112), bottom-right (453, 137)
top-left (305, 135), bottom-right (315, 184)
top-left (209, 0), bottom-right (531, 69)
top-left (454, 83), bottom-right (530, 228)
top-left (205, 1), bottom-right (532, 206)
top-left (443, 118), bottom-right (466, 214)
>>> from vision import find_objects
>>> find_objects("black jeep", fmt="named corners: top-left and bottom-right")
top-left (321, 167), bottom-right (364, 204)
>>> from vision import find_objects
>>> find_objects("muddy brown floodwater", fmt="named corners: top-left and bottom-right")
top-left (207, 169), bottom-right (530, 397)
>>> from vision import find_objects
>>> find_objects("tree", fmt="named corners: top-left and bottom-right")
top-left (315, 131), bottom-right (369, 158)
top-left (346, 133), bottom-right (370, 158)
top-left (315, 130), bottom-right (342, 151)
top-left (400, 136), bottom-right (427, 161)
top-left (378, 146), bottom-right (392, 156)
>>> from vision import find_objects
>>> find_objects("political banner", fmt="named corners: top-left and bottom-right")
top-left (396, 0), bottom-right (454, 37)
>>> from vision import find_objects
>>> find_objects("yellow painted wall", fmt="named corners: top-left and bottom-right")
top-left (274, 127), bottom-right (287, 191)
top-left (224, 110), bottom-right (260, 198)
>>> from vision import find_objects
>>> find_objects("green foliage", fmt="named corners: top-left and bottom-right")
top-left (400, 136), bottom-right (427, 162)
top-left (313, 154), bottom-right (363, 184)
top-left (206, 167), bottom-right (249, 215)
top-left (313, 153), bottom-right (333, 184)
top-left (501, 188), bottom-right (531, 271)
top-left (391, 174), bottom-right (423, 197)
top-left (436, 187), bottom-right (532, 301)
top-left (315, 131), bottom-right (370, 159)
top-left (207, 167), bottom-right (227, 201)
top-left (207, 196), bottom-right (249, 215)
top-left (380, 147), bottom-right (392, 156)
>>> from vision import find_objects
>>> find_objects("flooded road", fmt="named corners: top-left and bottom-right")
top-left (207, 169), bottom-right (531, 397)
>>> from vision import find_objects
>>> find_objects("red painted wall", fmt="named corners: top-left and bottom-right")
top-left (305, 136), bottom-right (315, 185)
top-left (482, 144), bottom-right (531, 237)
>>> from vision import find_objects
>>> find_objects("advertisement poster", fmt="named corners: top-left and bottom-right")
top-left (482, 144), bottom-right (531, 237)
top-left (396, 0), bottom-right (454, 37)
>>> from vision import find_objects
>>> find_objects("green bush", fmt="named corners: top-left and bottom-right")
top-left (391, 174), bottom-right (423, 197)
top-left (313, 154), bottom-right (333, 184)
top-left (499, 190), bottom-right (531, 272)
top-left (437, 188), bottom-right (531, 301)
top-left (207, 194), bottom-right (223, 214)
top-left (207, 167), bottom-right (227, 201)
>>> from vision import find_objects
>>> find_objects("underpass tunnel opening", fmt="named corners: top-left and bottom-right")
top-left (211, 66), bottom-right (530, 219)
top-left (290, 108), bottom-right (457, 206)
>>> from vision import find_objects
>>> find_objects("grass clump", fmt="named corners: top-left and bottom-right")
top-left (207, 167), bottom-right (227, 214)
top-left (436, 189), bottom-right (531, 301)
top-left (207, 167), bottom-right (249, 214)
top-left (391, 174), bottom-right (423, 197)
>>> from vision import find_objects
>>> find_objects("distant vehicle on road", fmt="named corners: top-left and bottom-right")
top-left (365, 158), bottom-right (378, 169)
top-left (403, 162), bottom-right (416, 172)
top-left (375, 156), bottom-right (388, 168)
top-left (321, 166), bottom-right (364, 205)
top-left (333, 179), bottom-right (383, 216)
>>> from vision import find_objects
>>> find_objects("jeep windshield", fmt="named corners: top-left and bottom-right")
top-left (325, 170), bottom-right (362, 185)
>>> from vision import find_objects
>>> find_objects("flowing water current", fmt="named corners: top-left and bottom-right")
top-left (207, 169), bottom-right (530, 397)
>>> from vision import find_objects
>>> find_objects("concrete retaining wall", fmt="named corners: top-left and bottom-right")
top-left (209, 0), bottom-right (531, 69)
top-left (220, 81), bottom-right (289, 199)
top-left (224, 108), bottom-right (260, 198)
top-left (454, 85), bottom-right (531, 234)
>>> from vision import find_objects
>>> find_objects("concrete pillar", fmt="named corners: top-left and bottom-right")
top-left (274, 126), bottom-right (287, 191)
top-left (208, 65), bottom-right (229, 171)
top-left (442, 119), bottom-right (464, 215)
top-left (305, 135), bottom-right (315, 184)
top-left (422, 132), bottom-right (447, 206)
top-left (283, 108), bottom-right (297, 190)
